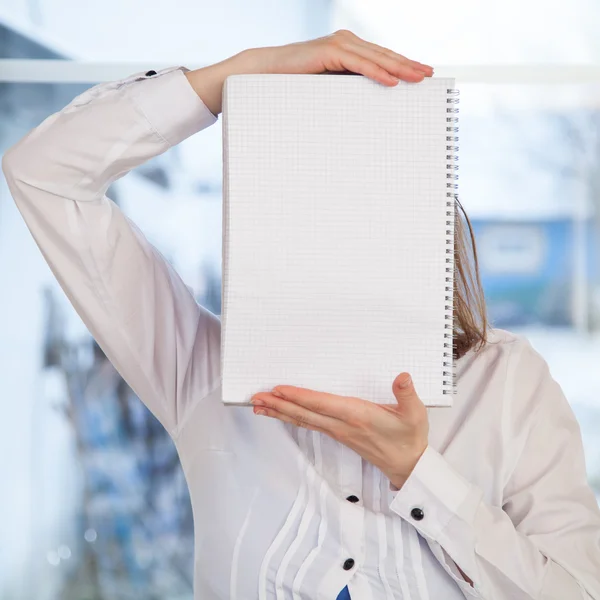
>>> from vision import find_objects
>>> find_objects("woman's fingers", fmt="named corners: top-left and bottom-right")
top-left (359, 46), bottom-right (433, 77)
top-left (271, 386), bottom-right (358, 421)
top-left (334, 49), bottom-right (424, 85)
top-left (347, 45), bottom-right (429, 82)
top-left (254, 405), bottom-right (327, 433)
top-left (344, 33), bottom-right (433, 75)
top-left (251, 392), bottom-right (341, 433)
top-left (326, 31), bottom-right (431, 85)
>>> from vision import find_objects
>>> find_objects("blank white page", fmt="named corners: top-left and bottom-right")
top-left (221, 74), bottom-right (456, 407)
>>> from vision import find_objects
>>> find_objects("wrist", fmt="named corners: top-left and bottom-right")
top-left (184, 51), bottom-right (251, 116)
top-left (388, 442), bottom-right (428, 490)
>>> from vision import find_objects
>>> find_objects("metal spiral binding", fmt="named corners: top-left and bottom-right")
top-left (442, 87), bottom-right (460, 395)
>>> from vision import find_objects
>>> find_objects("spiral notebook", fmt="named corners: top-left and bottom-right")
top-left (220, 73), bottom-right (458, 407)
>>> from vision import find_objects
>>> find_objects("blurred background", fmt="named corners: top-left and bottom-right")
top-left (1, 0), bottom-right (599, 598)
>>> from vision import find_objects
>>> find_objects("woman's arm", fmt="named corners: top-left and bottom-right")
top-left (2, 64), bottom-right (228, 436)
top-left (389, 339), bottom-right (600, 599)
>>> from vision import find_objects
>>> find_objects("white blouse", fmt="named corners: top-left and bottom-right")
top-left (3, 65), bottom-right (600, 600)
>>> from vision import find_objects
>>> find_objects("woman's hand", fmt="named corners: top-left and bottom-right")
top-left (186, 30), bottom-right (434, 115)
top-left (250, 372), bottom-right (429, 490)
top-left (244, 29), bottom-right (433, 85)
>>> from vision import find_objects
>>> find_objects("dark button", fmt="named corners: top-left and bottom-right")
top-left (145, 70), bottom-right (157, 76)
top-left (410, 507), bottom-right (425, 521)
top-left (346, 495), bottom-right (359, 503)
top-left (343, 558), bottom-right (355, 571)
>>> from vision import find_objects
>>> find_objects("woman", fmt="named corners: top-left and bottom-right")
top-left (3, 29), bottom-right (600, 600)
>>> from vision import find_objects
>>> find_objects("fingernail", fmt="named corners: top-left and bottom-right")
top-left (255, 408), bottom-right (266, 416)
top-left (251, 397), bottom-right (265, 406)
top-left (416, 65), bottom-right (434, 76)
top-left (398, 373), bottom-right (412, 388)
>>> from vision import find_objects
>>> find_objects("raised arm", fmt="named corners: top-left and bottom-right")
top-left (2, 65), bottom-right (228, 436)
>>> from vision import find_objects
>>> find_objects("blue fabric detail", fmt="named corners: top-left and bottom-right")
top-left (336, 585), bottom-right (351, 600)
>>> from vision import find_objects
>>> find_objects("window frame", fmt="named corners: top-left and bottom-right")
top-left (2, 59), bottom-right (600, 83)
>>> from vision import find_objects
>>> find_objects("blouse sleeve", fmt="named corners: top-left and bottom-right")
top-left (2, 67), bottom-right (221, 437)
top-left (388, 339), bottom-right (600, 599)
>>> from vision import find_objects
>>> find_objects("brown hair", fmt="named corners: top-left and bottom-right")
top-left (453, 198), bottom-right (489, 359)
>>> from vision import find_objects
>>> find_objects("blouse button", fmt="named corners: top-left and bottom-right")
top-left (343, 558), bottom-right (355, 571)
top-left (410, 507), bottom-right (425, 521)
top-left (346, 495), bottom-right (359, 503)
